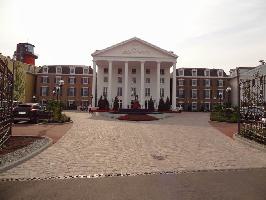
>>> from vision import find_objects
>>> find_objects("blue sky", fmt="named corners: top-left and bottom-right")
top-left (0, 0), bottom-right (265, 73)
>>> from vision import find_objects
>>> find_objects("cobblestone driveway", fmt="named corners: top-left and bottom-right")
top-left (1, 112), bottom-right (266, 179)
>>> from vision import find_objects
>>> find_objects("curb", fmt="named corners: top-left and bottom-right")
top-left (0, 136), bottom-right (53, 173)
top-left (233, 133), bottom-right (266, 152)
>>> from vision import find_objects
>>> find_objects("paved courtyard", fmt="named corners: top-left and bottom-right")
top-left (0, 112), bottom-right (266, 179)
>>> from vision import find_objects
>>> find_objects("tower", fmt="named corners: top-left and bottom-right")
top-left (14, 43), bottom-right (38, 65)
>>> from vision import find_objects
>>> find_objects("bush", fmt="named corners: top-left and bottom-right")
top-left (210, 106), bottom-right (238, 123)
top-left (46, 100), bottom-right (70, 123)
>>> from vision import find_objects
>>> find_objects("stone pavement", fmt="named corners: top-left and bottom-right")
top-left (0, 112), bottom-right (266, 179)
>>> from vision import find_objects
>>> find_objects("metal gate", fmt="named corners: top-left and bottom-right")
top-left (0, 57), bottom-right (13, 147)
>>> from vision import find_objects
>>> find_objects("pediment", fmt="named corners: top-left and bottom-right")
top-left (92, 37), bottom-right (177, 59)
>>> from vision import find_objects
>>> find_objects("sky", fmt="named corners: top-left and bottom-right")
top-left (0, 0), bottom-right (265, 73)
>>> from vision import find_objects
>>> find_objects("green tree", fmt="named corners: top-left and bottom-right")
top-left (13, 62), bottom-right (25, 101)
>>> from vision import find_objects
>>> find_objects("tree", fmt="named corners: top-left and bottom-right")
top-left (165, 96), bottom-right (171, 110)
top-left (103, 96), bottom-right (109, 110)
top-left (148, 97), bottom-right (154, 111)
top-left (13, 62), bottom-right (25, 101)
top-left (158, 98), bottom-right (165, 111)
top-left (113, 96), bottom-right (119, 111)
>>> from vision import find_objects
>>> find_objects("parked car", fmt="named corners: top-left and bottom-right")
top-left (13, 103), bottom-right (52, 124)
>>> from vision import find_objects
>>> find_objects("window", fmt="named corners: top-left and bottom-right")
top-left (205, 79), bottom-right (210, 87)
top-left (192, 69), bottom-right (197, 76)
top-left (41, 86), bottom-right (49, 96)
top-left (192, 89), bottom-right (197, 99)
top-left (68, 87), bottom-right (75, 97)
top-left (118, 77), bottom-right (122, 83)
top-left (204, 89), bottom-right (210, 99)
top-left (160, 88), bottom-right (164, 97)
top-left (179, 89), bottom-right (184, 98)
top-left (204, 70), bottom-right (210, 77)
top-left (104, 68), bottom-right (108, 74)
top-left (117, 87), bottom-right (122, 96)
top-left (56, 66), bottom-right (62, 74)
top-left (104, 77), bottom-right (108, 82)
top-left (146, 69), bottom-right (150, 74)
top-left (204, 102), bottom-right (210, 111)
top-left (70, 67), bottom-right (75, 74)
top-left (146, 78), bottom-right (150, 83)
top-left (192, 102), bottom-right (197, 111)
top-left (132, 77), bottom-right (136, 84)
top-left (81, 87), bottom-right (88, 96)
top-left (192, 79), bottom-right (197, 86)
top-left (132, 68), bottom-right (136, 74)
top-left (218, 70), bottom-right (223, 77)
top-left (131, 87), bottom-right (136, 96)
top-left (178, 79), bottom-right (184, 86)
top-left (83, 67), bottom-right (89, 74)
top-left (145, 88), bottom-right (150, 97)
top-left (160, 78), bottom-right (164, 84)
top-left (218, 80), bottom-right (223, 87)
top-left (42, 76), bottom-right (48, 84)
top-left (118, 68), bottom-right (122, 75)
top-left (82, 77), bottom-right (88, 84)
top-left (55, 76), bottom-right (61, 84)
top-left (179, 69), bottom-right (184, 76)
top-left (69, 77), bottom-right (75, 84)
top-left (103, 87), bottom-right (108, 97)
top-left (217, 89), bottom-right (223, 99)
top-left (68, 100), bottom-right (75, 107)
top-left (43, 67), bottom-right (48, 73)
top-left (160, 69), bottom-right (165, 75)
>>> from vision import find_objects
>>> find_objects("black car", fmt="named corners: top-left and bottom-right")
top-left (13, 103), bottom-right (51, 123)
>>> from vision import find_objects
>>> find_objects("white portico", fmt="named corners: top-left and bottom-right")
top-left (91, 37), bottom-right (178, 109)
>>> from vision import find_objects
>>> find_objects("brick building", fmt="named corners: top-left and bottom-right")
top-left (174, 68), bottom-right (231, 111)
top-left (36, 65), bottom-right (93, 109)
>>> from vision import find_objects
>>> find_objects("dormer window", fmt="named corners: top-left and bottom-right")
top-left (192, 69), bottom-right (197, 76)
top-left (43, 66), bottom-right (48, 73)
top-left (56, 66), bottom-right (62, 74)
top-left (204, 69), bottom-right (210, 77)
top-left (83, 67), bottom-right (89, 74)
top-left (179, 69), bottom-right (184, 76)
top-left (70, 67), bottom-right (75, 75)
top-left (218, 69), bottom-right (223, 77)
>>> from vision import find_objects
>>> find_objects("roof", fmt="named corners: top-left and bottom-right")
top-left (91, 37), bottom-right (178, 58)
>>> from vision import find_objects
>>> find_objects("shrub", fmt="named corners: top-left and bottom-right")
top-left (46, 100), bottom-right (70, 123)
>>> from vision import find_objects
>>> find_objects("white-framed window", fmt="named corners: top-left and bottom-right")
top-left (103, 87), bottom-right (108, 97)
top-left (192, 69), bottom-right (197, 76)
top-left (192, 89), bottom-right (197, 99)
top-left (81, 100), bottom-right (88, 107)
top-left (68, 87), bottom-right (75, 97)
top-left (218, 79), bottom-right (223, 87)
top-left (117, 87), bottom-right (122, 96)
top-left (204, 69), bottom-right (210, 77)
top-left (132, 77), bottom-right (136, 84)
top-left (160, 78), bottom-right (164, 84)
top-left (104, 76), bottom-right (108, 83)
top-left (42, 76), bottom-right (48, 84)
top-left (55, 76), bottom-right (61, 84)
top-left (68, 100), bottom-right (75, 107)
top-left (160, 88), bottom-right (164, 97)
top-left (41, 99), bottom-right (47, 106)
top-left (69, 77), bottom-right (75, 84)
top-left (132, 68), bottom-right (136, 74)
top-left (82, 77), bottom-right (88, 84)
top-left (179, 89), bottom-right (184, 98)
top-left (118, 77), bottom-right (122, 83)
top-left (81, 87), bottom-right (88, 97)
top-left (43, 66), bottom-right (48, 73)
top-left (218, 89), bottom-right (224, 99)
top-left (131, 87), bottom-right (136, 96)
top-left (56, 66), bottom-right (62, 74)
top-left (192, 102), bottom-right (197, 111)
top-left (145, 88), bottom-right (150, 97)
top-left (83, 67), bottom-right (89, 74)
top-left (70, 67), bottom-right (75, 75)
top-left (179, 79), bottom-right (184, 86)
top-left (160, 69), bottom-right (165, 75)
top-left (204, 89), bottom-right (210, 99)
top-left (41, 86), bottom-right (48, 96)
top-left (204, 102), bottom-right (210, 111)
top-left (218, 69), bottom-right (223, 77)
top-left (192, 79), bottom-right (197, 86)
top-left (104, 68), bottom-right (108, 74)
top-left (146, 69), bottom-right (150, 74)
top-left (205, 79), bottom-right (210, 87)
top-left (179, 69), bottom-right (184, 76)
top-left (146, 78), bottom-right (150, 83)
top-left (118, 68), bottom-right (122, 75)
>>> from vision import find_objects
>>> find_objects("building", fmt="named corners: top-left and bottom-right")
top-left (175, 68), bottom-right (231, 111)
top-left (91, 37), bottom-right (178, 109)
top-left (14, 43), bottom-right (38, 65)
top-left (36, 65), bottom-right (93, 109)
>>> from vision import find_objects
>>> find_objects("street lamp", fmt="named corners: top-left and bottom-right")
top-left (226, 86), bottom-right (232, 107)
top-left (32, 96), bottom-right (36, 103)
top-left (218, 93), bottom-right (222, 105)
top-left (58, 80), bottom-right (64, 102)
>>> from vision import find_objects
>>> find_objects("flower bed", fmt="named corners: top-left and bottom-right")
top-left (118, 114), bottom-right (159, 121)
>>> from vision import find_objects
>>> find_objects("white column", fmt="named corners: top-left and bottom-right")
top-left (172, 62), bottom-right (177, 110)
top-left (108, 61), bottom-right (112, 104)
top-left (92, 60), bottom-right (96, 107)
top-left (140, 61), bottom-right (145, 108)
top-left (156, 62), bottom-right (160, 109)
top-left (123, 62), bottom-right (128, 108)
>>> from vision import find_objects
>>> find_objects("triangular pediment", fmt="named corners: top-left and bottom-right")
top-left (92, 37), bottom-right (177, 59)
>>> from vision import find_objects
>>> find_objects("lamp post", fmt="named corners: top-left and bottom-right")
top-left (32, 96), bottom-right (36, 103)
top-left (219, 93), bottom-right (222, 105)
top-left (226, 86), bottom-right (232, 108)
top-left (58, 80), bottom-right (64, 103)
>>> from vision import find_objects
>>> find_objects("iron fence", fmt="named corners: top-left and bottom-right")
top-left (0, 57), bottom-right (13, 147)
